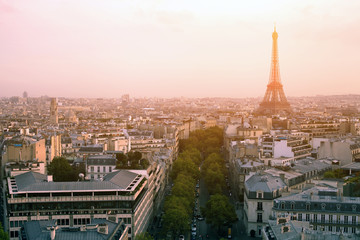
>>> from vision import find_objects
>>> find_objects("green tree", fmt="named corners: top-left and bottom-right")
top-left (324, 171), bottom-right (336, 178)
top-left (135, 232), bottom-right (153, 240)
top-left (0, 222), bottom-right (9, 240)
top-left (115, 153), bottom-right (127, 168)
top-left (179, 147), bottom-right (202, 165)
top-left (202, 194), bottom-right (238, 233)
top-left (171, 174), bottom-right (196, 208)
top-left (162, 206), bottom-right (189, 237)
top-left (140, 158), bottom-right (150, 169)
top-left (116, 152), bottom-right (148, 169)
top-left (323, 169), bottom-right (346, 179)
top-left (48, 157), bottom-right (74, 181)
top-left (170, 156), bottom-right (200, 180)
top-left (202, 153), bottom-right (224, 174)
top-left (204, 165), bottom-right (225, 195)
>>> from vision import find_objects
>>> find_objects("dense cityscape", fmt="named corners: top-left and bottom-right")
top-left (1, 86), bottom-right (360, 240)
top-left (1, 1), bottom-right (360, 239)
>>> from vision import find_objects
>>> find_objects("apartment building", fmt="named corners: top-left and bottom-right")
top-left (2, 135), bottom-right (46, 163)
top-left (86, 155), bottom-right (117, 180)
top-left (272, 187), bottom-right (360, 235)
top-left (244, 173), bottom-right (287, 237)
top-left (260, 135), bottom-right (312, 161)
top-left (6, 170), bottom-right (152, 240)
top-left (21, 219), bottom-right (128, 240)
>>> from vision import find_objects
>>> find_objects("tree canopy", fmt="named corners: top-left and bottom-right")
top-left (202, 194), bottom-right (237, 232)
top-left (115, 151), bottom-right (149, 169)
top-left (48, 157), bottom-right (77, 181)
top-left (162, 126), bottom-right (228, 238)
top-left (0, 222), bottom-right (9, 240)
top-left (135, 232), bottom-right (153, 240)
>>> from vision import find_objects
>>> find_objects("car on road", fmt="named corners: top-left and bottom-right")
top-left (191, 225), bottom-right (197, 232)
top-left (196, 183), bottom-right (199, 188)
top-left (197, 216), bottom-right (204, 221)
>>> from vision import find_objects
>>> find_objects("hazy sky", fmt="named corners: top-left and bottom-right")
top-left (1, 0), bottom-right (360, 98)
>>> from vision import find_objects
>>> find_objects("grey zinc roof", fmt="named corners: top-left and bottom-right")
top-left (15, 171), bottom-right (48, 190)
top-left (342, 162), bottom-right (360, 171)
top-left (23, 219), bottom-right (121, 240)
top-left (13, 170), bottom-right (140, 193)
top-left (245, 173), bottom-right (286, 193)
top-left (266, 220), bottom-right (302, 240)
top-left (103, 170), bottom-right (140, 189)
top-left (292, 159), bottom-right (331, 174)
top-left (87, 155), bottom-right (116, 166)
top-left (78, 146), bottom-right (103, 153)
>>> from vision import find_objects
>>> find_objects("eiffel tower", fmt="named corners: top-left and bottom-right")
top-left (257, 26), bottom-right (291, 115)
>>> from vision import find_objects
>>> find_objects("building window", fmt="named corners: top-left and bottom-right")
top-left (109, 166), bottom-right (112, 172)
top-left (352, 216), bottom-right (356, 225)
top-left (257, 202), bottom-right (263, 211)
top-left (352, 205), bottom-right (357, 212)
top-left (336, 204), bottom-right (341, 211)
top-left (344, 216), bottom-right (348, 224)
top-left (103, 166), bottom-right (106, 172)
top-left (344, 227), bottom-right (348, 233)
top-left (298, 213), bottom-right (302, 221)
top-left (321, 203), bottom-right (326, 210)
top-left (97, 166), bottom-right (100, 172)
top-left (281, 202), bottom-right (285, 209)
top-left (91, 166), bottom-right (94, 172)
top-left (352, 227), bottom-right (356, 233)
top-left (329, 226), bottom-right (332, 232)
top-left (321, 214), bottom-right (325, 223)
top-left (313, 214), bottom-right (318, 222)
top-left (306, 214), bottom-right (310, 221)
top-left (336, 226), bottom-right (340, 232)
top-left (257, 192), bottom-right (263, 199)
top-left (291, 202), bottom-right (295, 210)
top-left (257, 213), bottom-right (263, 223)
top-left (10, 231), bottom-right (19, 238)
top-left (313, 225), bottom-right (317, 230)
top-left (306, 203), bottom-right (310, 211)
top-left (329, 215), bottom-right (333, 223)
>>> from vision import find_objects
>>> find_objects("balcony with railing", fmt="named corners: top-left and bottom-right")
top-left (310, 220), bottom-right (360, 226)
top-left (8, 181), bottom-right (146, 204)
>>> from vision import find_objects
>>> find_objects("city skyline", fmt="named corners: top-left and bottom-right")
top-left (1, 0), bottom-right (360, 98)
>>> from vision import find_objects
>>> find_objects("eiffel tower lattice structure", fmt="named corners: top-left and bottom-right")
top-left (257, 26), bottom-right (291, 115)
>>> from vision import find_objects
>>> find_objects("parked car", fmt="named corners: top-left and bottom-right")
top-left (179, 235), bottom-right (185, 240)
top-left (197, 216), bottom-right (204, 221)
top-left (192, 225), bottom-right (197, 232)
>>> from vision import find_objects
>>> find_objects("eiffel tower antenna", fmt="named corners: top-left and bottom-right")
top-left (256, 26), bottom-right (291, 115)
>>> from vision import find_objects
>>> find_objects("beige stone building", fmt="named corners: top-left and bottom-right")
top-left (2, 135), bottom-right (46, 163)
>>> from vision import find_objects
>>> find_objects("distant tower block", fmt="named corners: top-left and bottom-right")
top-left (257, 26), bottom-right (291, 115)
top-left (50, 98), bottom-right (58, 124)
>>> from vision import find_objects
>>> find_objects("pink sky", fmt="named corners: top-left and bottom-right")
top-left (1, 0), bottom-right (360, 98)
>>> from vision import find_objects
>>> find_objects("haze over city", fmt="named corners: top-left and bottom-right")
top-left (1, 0), bottom-right (360, 98)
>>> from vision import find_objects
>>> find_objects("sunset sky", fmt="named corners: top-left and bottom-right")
top-left (1, 0), bottom-right (360, 98)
